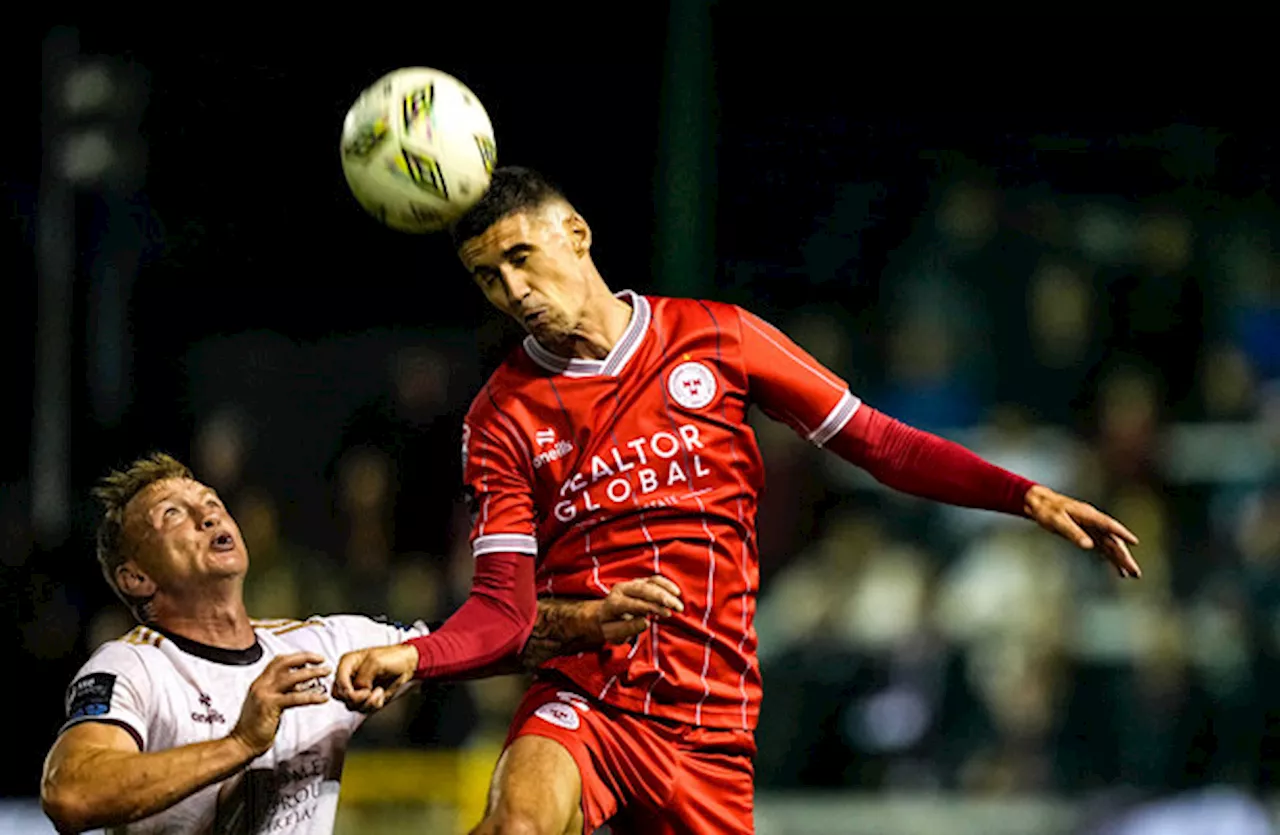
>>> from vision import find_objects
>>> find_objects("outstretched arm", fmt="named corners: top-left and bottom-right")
top-left (825, 406), bottom-right (1141, 577)
top-left (735, 306), bottom-right (1140, 578)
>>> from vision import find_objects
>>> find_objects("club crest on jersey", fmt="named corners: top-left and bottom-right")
top-left (534, 700), bottom-right (581, 730)
top-left (667, 361), bottom-right (718, 410)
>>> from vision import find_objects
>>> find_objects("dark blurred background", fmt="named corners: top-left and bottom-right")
top-left (3, 11), bottom-right (1279, 834)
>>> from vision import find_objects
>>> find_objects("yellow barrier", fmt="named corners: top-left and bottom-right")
top-left (336, 744), bottom-right (503, 834)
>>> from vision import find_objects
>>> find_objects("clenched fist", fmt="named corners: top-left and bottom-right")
top-left (332, 644), bottom-right (418, 714)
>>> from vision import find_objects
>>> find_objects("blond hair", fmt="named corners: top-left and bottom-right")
top-left (92, 452), bottom-right (193, 622)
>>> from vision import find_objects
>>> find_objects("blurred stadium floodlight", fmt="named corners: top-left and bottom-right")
top-left (33, 26), bottom-right (148, 547)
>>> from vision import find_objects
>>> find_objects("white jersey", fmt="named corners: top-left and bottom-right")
top-left (57, 615), bottom-right (429, 834)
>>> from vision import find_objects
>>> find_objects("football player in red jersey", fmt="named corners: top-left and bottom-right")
top-left (334, 167), bottom-right (1142, 835)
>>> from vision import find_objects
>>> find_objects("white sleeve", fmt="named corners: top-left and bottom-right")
top-left (319, 614), bottom-right (431, 656)
top-left (59, 643), bottom-right (153, 750)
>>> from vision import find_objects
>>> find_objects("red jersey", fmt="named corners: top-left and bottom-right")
top-left (461, 291), bottom-right (860, 730)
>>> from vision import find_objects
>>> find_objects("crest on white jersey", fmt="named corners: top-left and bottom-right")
top-left (667, 361), bottom-right (718, 410)
top-left (534, 700), bottom-right (581, 730)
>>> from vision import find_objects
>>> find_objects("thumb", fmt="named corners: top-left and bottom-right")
top-left (353, 655), bottom-right (381, 690)
top-left (334, 653), bottom-right (358, 691)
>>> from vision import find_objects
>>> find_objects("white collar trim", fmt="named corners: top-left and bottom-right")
top-left (522, 291), bottom-right (651, 378)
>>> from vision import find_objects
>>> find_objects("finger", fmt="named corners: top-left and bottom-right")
top-left (618, 580), bottom-right (684, 614)
top-left (368, 687), bottom-right (386, 711)
top-left (276, 652), bottom-right (327, 670)
top-left (602, 617), bottom-right (649, 643)
top-left (610, 596), bottom-right (672, 619)
top-left (1100, 515), bottom-right (1141, 546)
top-left (1055, 513), bottom-right (1094, 550)
top-left (647, 575), bottom-right (683, 599)
top-left (353, 658), bottom-right (383, 690)
top-left (337, 689), bottom-right (373, 710)
top-left (1076, 506), bottom-right (1141, 546)
top-left (277, 689), bottom-right (329, 708)
top-left (333, 654), bottom-right (360, 697)
top-left (279, 665), bottom-right (332, 691)
top-left (1102, 533), bottom-right (1142, 579)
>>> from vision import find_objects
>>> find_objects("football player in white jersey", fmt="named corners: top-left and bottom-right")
top-left (40, 453), bottom-right (675, 834)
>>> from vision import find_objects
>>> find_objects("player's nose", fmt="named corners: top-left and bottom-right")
top-left (501, 268), bottom-right (531, 302)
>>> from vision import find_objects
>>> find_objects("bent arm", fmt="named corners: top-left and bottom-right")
top-left (404, 551), bottom-right (537, 680)
top-left (41, 722), bottom-right (256, 833)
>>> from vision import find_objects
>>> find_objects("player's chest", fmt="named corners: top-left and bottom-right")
top-left (154, 668), bottom-right (344, 756)
top-left (512, 353), bottom-right (747, 515)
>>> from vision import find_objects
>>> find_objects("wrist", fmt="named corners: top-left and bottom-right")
top-left (1022, 483), bottom-right (1051, 519)
top-left (226, 728), bottom-right (267, 763)
top-left (582, 600), bottom-right (607, 643)
top-left (402, 638), bottom-right (427, 678)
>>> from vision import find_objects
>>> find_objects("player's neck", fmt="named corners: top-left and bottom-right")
top-left (150, 591), bottom-right (256, 650)
top-left (559, 287), bottom-right (634, 361)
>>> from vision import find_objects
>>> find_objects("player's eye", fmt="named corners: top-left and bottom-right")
top-left (163, 506), bottom-right (180, 519)
top-left (509, 253), bottom-right (527, 267)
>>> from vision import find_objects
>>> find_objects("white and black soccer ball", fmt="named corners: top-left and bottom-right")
top-left (339, 66), bottom-right (496, 233)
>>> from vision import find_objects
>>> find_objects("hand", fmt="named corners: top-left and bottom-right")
top-left (521, 575), bottom-right (685, 669)
top-left (229, 652), bottom-right (330, 757)
top-left (596, 574), bottom-right (684, 643)
top-left (1024, 484), bottom-right (1142, 578)
top-left (332, 643), bottom-right (418, 714)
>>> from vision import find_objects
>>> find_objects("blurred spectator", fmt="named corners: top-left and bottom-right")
top-left (1199, 344), bottom-right (1259, 421)
top-left (236, 486), bottom-right (344, 619)
top-left (191, 405), bottom-right (253, 496)
top-left (1092, 362), bottom-right (1163, 487)
top-left (875, 312), bottom-right (983, 435)
top-left (330, 344), bottom-right (465, 564)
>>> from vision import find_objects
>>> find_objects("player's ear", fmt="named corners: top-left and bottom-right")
top-left (116, 561), bottom-right (157, 599)
top-left (565, 212), bottom-right (591, 256)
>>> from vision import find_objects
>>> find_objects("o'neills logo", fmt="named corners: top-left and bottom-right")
top-left (533, 440), bottom-right (574, 469)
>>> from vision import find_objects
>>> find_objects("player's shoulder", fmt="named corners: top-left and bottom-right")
top-left (254, 614), bottom-right (425, 654)
top-left (251, 616), bottom-right (329, 646)
top-left (646, 295), bottom-right (744, 329)
top-left (467, 352), bottom-right (532, 417)
top-left (464, 348), bottom-right (551, 431)
top-left (75, 626), bottom-right (162, 680)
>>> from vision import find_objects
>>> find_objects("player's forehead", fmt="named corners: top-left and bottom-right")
top-left (126, 477), bottom-right (215, 519)
top-left (458, 209), bottom-right (552, 269)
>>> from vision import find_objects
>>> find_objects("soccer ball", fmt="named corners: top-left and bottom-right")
top-left (339, 67), bottom-right (496, 233)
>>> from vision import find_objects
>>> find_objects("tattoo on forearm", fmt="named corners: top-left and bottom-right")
top-left (521, 599), bottom-right (596, 670)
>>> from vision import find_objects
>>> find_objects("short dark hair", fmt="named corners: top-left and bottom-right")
top-left (93, 452), bottom-right (193, 622)
top-left (450, 166), bottom-right (569, 248)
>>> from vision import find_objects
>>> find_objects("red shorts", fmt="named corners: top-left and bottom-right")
top-left (504, 675), bottom-right (757, 835)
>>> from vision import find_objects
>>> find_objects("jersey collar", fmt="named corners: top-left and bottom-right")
top-left (151, 623), bottom-right (265, 666)
top-left (522, 290), bottom-right (651, 378)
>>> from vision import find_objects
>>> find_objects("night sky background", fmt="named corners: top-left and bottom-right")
top-left (1, 12), bottom-right (1274, 798)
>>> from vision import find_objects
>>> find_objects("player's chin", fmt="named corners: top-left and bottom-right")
top-left (205, 550), bottom-right (248, 576)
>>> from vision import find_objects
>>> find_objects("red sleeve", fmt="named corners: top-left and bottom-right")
top-left (825, 405), bottom-right (1035, 517)
top-left (405, 408), bottom-right (539, 679)
top-left (736, 306), bottom-right (863, 446)
top-left (405, 550), bottom-right (535, 679)
top-left (737, 306), bottom-right (1034, 517)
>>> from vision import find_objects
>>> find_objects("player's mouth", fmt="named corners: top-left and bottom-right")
top-left (210, 532), bottom-right (236, 552)
top-left (523, 309), bottom-right (546, 325)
